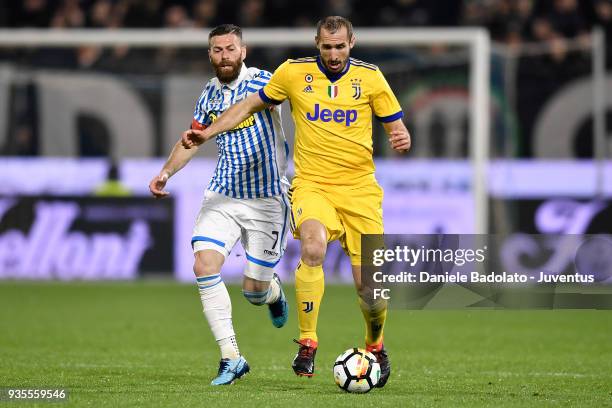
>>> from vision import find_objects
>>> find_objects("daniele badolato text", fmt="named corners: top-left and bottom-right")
top-left (373, 271), bottom-right (595, 284)
top-left (368, 245), bottom-right (595, 300)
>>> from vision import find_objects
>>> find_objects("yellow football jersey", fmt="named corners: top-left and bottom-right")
top-left (259, 57), bottom-right (402, 186)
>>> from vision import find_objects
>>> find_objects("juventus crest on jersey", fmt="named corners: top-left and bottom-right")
top-left (193, 64), bottom-right (290, 199)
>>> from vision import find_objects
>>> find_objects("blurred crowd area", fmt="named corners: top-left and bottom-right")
top-left (0, 0), bottom-right (608, 34)
top-left (1, 0), bottom-right (611, 46)
top-left (0, 0), bottom-right (610, 158)
top-left (1, 0), bottom-right (611, 72)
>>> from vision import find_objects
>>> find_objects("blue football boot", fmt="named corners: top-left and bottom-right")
top-left (210, 356), bottom-right (250, 385)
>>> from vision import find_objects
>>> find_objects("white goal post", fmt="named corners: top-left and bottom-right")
top-left (0, 27), bottom-right (491, 233)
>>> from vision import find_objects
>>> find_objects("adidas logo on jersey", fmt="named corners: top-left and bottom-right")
top-left (302, 85), bottom-right (314, 93)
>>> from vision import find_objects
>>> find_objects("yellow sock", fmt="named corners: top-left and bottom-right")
top-left (295, 261), bottom-right (324, 342)
top-left (359, 297), bottom-right (388, 346)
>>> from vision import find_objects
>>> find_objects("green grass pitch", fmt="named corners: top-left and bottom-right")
top-left (1, 282), bottom-right (611, 407)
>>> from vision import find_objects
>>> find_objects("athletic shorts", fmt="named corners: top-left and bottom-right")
top-left (288, 179), bottom-right (383, 265)
top-left (192, 189), bottom-right (290, 281)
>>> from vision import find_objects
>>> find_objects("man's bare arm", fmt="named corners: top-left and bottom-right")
top-left (383, 119), bottom-right (411, 153)
top-left (149, 140), bottom-right (199, 198)
top-left (182, 93), bottom-right (270, 148)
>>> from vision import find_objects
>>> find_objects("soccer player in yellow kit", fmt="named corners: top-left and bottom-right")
top-left (181, 16), bottom-right (411, 387)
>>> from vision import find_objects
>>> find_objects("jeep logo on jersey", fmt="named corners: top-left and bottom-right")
top-left (209, 111), bottom-right (255, 130)
top-left (305, 104), bottom-right (357, 127)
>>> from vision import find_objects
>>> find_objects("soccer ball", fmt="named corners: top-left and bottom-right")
top-left (333, 348), bottom-right (381, 393)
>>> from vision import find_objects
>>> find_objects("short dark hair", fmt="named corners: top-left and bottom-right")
top-left (316, 16), bottom-right (353, 39)
top-left (208, 24), bottom-right (243, 47)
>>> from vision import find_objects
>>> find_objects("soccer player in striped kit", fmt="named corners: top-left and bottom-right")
top-left (149, 24), bottom-right (290, 386)
top-left (181, 16), bottom-right (411, 388)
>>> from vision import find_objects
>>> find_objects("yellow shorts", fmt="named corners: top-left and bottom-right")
top-left (288, 179), bottom-right (384, 265)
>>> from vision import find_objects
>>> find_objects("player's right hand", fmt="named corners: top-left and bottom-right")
top-left (181, 129), bottom-right (207, 149)
top-left (149, 172), bottom-right (170, 198)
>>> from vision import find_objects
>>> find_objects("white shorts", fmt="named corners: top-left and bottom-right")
top-left (191, 189), bottom-right (290, 281)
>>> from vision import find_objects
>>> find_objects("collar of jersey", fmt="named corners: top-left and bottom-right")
top-left (316, 56), bottom-right (350, 83)
top-left (216, 63), bottom-right (248, 90)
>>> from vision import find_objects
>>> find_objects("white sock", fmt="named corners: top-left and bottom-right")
top-left (196, 274), bottom-right (240, 359)
top-left (218, 336), bottom-right (240, 360)
top-left (264, 277), bottom-right (281, 305)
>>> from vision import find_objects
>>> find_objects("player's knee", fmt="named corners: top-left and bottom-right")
top-left (301, 239), bottom-right (326, 266)
top-left (358, 286), bottom-right (387, 310)
top-left (193, 261), bottom-right (217, 277)
top-left (193, 251), bottom-right (223, 277)
top-left (356, 284), bottom-right (373, 303)
top-left (243, 277), bottom-right (270, 293)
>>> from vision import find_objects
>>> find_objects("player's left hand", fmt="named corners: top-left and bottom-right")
top-left (388, 129), bottom-right (411, 153)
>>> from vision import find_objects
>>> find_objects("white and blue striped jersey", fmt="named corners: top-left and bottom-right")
top-left (193, 64), bottom-right (289, 199)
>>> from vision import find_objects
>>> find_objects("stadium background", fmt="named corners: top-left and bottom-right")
top-left (1, 1), bottom-right (611, 406)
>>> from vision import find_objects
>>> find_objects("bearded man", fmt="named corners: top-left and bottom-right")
top-left (149, 24), bottom-right (290, 386)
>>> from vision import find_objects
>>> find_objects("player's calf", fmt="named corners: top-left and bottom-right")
top-left (242, 274), bottom-right (288, 328)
